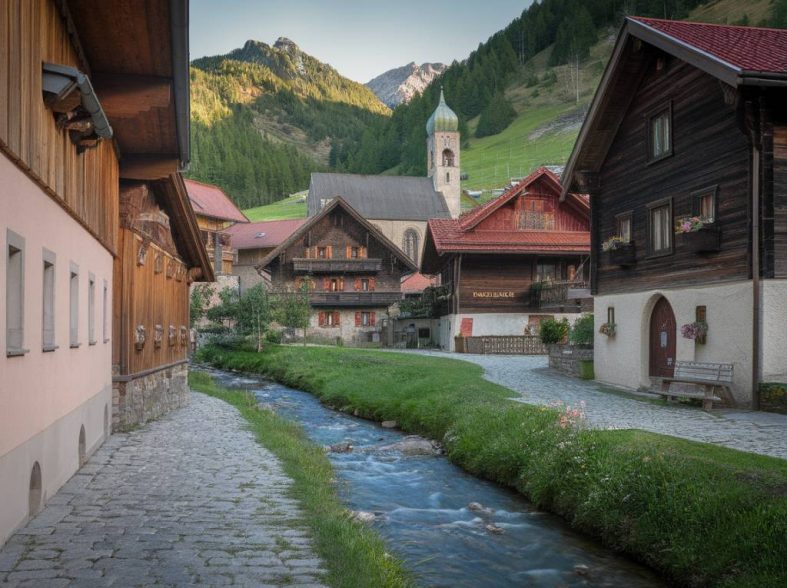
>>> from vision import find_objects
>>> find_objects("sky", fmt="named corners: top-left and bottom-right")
top-left (190, 0), bottom-right (533, 83)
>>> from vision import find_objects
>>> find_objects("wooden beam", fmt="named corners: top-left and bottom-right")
top-left (93, 73), bottom-right (172, 117)
top-left (120, 155), bottom-right (180, 180)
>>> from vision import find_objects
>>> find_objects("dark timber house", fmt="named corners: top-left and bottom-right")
top-left (259, 198), bottom-right (417, 345)
top-left (421, 167), bottom-right (591, 351)
top-left (561, 17), bottom-right (787, 407)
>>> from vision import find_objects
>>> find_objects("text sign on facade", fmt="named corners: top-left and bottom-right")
top-left (471, 291), bottom-right (517, 299)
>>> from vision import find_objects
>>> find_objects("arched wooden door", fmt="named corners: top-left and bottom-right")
top-left (649, 297), bottom-right (676, 378)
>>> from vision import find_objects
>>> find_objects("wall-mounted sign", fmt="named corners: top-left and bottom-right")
top-left (471, 290), bottom-right (516, 299)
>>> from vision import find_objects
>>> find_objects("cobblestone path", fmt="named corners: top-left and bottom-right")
top-left (413, 351), bottom-right (787, 460)
top-left (0, 393), bottom-right (327, 587)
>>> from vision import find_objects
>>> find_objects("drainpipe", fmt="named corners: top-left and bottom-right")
top-left (747, 98), bottom-right (762, 410)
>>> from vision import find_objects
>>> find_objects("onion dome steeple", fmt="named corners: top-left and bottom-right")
top-left (426, 88), bottom-right (459, 135)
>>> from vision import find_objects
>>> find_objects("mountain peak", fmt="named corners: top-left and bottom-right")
top-left (274, 37), bottom-right (299, 52)
top-left (366, 62), bottom-right (447, 108)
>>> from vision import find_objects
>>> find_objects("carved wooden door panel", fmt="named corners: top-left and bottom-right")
top-left (649, 297), bottom-right (676, 378)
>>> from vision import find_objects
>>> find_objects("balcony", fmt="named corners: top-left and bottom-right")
top-left (309, 291), bottom-right (401, 307)
top-left (531, 281), bottom-right (592, 312)
top-left (293, 258), bottom-right (382, 274)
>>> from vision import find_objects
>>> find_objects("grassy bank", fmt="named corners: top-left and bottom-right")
top-left (196, 345), bottom-right (787, 588)
top-left (189, 370), bottom-right (411, 588)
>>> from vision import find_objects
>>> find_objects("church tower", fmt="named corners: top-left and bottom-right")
top-left (426, 89), bottom-right (461, 219)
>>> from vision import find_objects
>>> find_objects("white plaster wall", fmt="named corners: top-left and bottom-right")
top-left (593, 281), bottom-right (754, 406)
top-left (439, 312), bottom-right (584, 351)
top-left (0, 153), bottom-right (113, 545)
top-left (762, 280), bottom-right (787, 383)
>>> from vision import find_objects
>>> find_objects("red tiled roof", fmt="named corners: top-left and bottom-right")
top-left (185, 179), bottom-right (249, 223)
top-left (429, 218), bottom-right (590, 254)
top-left (401, 272), bottom-right (438, 293)
top-left (631, 17), bottom-right (787, 74)
top-left (225, 219), bottom-right (306, 250)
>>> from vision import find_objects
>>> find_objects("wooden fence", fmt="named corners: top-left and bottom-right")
top-left (462, 335), bottom-right (547, 355)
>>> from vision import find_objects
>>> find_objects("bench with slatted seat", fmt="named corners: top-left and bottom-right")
top-left (658, 361), bottom-right (734, 409)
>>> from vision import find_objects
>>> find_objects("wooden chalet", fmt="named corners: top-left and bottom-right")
top-left (421, 167), bottom-right (591, 351)
top-left (561, 17), bottom-right (787, 407)
top-left (259, 198), bottom-right (417, 345)
top-left (0, 0), bottom-right (210, 545)
top-left (185, 178), bottom-right (249, 276)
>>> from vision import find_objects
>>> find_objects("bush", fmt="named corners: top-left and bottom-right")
top-left (265, 330), bottom-right (283, 344)
top-left (540, 318), bottom-right (569, 344)
top-left (570, 314), bottom-right (594, 346)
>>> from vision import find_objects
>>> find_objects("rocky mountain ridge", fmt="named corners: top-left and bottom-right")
top-left (366, 62), bottom-right (447, 108)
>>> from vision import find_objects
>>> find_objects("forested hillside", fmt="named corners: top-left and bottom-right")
top-left (188, 38), bottom-right (389, 209)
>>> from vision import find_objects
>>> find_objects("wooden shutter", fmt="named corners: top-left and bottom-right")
top-left (333, 311), bottom-right (341, 325)
top-left (360, 246), bottom-right (367, 259)
top-left (322, 277), bottom-right (330, 290)
top-left (354, 278), bottom-right (361, 291)
top-left (355, 312), bottom-right (361, 327)
top-left (318, 312), bottom-right (325, 327)
top-left (339, 277), bottom-right (345, 290)
top-left (346, 245), bottom-right (351, 258)
top-left (327, 246), bottom-right (333, 259)
top-left (369, 278), bottom-right (376, 291)
top-left (370, 312), bottom-right (376, 326)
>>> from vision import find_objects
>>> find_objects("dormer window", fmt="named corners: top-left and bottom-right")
top-left (647, 102), bottom-right (672, 162)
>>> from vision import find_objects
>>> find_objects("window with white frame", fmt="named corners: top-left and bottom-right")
top-left (42, 249), bottom-right (56, 351)
top-left (6, 230), bottom-right (25, 355)
top-left (88, 273), bottom-right (96, 345)
top-left (69, 263), bottom-right (79, 347)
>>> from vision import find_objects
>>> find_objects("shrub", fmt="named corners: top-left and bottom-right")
top-left (265, 329), bottom-right (283, 344)
top-left (540, 318), bottom-right (569, 344)
top-left (570, 314), bottom-right (594, 346)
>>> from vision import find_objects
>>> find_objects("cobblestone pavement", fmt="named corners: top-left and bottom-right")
top-left (0, 393), bottom-right (327, 587)
top-left (410, 351), bottom-right (787, 460)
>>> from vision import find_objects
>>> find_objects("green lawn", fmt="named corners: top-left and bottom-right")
top-left (243, 192), bottom-right (308, 221)
top-left (197, 344), bottom-right (787, 588)
top-left (189, 371), bottom-right (411, 588)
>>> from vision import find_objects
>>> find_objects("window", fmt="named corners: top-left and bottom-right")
top-left (607, 307), bottom-right (615, 325)
top-left (692, 185), bottom-right (718, 222)
top-left (648, 104), bottom-right (672, 161)
top-left (69, 263), bottom-right (79, 347)
top-left (360, 278), bottom-right (369, 292)
top-left (616, 212), bottom-right (632, 243)
top-left (88, 273), bottom-right (96, 345)
top-left (319, 311), bottom-right (341, 327)
top-left (648, 199), bottom-right (673, 256)
top-left (355, 311), bottom-right (376, 327)
top-left (536, 262), bottom-right (560, 282)
top-left (103, 280), bottom-right (109, 343)
top-left (6, 230), bottom-right (25, 355)
top-left (521, 199), bottom-right (556, 230)
top-left (350, 246), bottom-right (359, 259)
top-left (42, 249), bottom-right (56, 351)
top-left (442, 149), bottom-right (455, 167)
top-left (403, 229), bottom-right (419, 262)
top-left (317, 247), bottom-right (328, 259)
top-left (330, 278), bottom-right (339, 292)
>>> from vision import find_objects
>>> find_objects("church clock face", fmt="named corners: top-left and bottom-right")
top-left (442, 136), bottom-right (452, 149)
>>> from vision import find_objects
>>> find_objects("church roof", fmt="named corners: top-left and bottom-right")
top-left (308, 173), bottom-right (450, 221)
top-left (426, 89), bottom-right (459, 134)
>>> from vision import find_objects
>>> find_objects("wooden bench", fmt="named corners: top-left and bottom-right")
top-left (658, 361), bottom-right (734, 409)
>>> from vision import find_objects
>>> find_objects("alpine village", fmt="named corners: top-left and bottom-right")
top-left (2, 1), bottom-right (787, 587)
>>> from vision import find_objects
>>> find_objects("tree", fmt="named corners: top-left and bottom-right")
top-left (190, 284), bottom-right (214, 326)
top-left (235, 284), bottom-right (273, 352)
top-left (274, 281), bottom-right (312, 345)
top-left (475, 91), bottom-right (517, 138)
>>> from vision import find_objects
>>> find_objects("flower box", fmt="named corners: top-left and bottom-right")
top-left (681, 225), bottom-right (720, 253)
top-left (604, 242), bottom-right (636, 267)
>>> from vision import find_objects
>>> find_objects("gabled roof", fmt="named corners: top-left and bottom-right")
top-left (258, 197), bottom-right (419, 273)
top-left (185, 179), bottom-right (249, 223)
top-left (562, 17), bottom-right (787, 197)
top-left (225, 219), bottom-right (306, 250)
top-left (309, 173), bottom-right (450, 221)
top-left (458, 167), bottom-right (588, 231)
top-left (401, 272), bottom-right (438, 294)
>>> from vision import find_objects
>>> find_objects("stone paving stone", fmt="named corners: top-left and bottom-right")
top-left (409, 351), bottom-right (787, 460)
top-left (0, 393), bottom-right (328, 586)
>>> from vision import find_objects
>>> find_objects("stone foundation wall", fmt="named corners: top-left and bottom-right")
top-left (548, 345), bottom-right (594, 379)
top-left (112, 363), bottom-right (189, 432)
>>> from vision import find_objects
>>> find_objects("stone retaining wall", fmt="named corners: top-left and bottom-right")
top-left (548, 345), bottom-right (594, 379)
top-left (112, 363), bottom-right (189, 432)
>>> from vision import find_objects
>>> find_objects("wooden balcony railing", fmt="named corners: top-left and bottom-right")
top-left (531, 280), bottom-right (591, 310)
top-left (309, 291), bottom-right (401, 307)
top-left (293, 258), bottom-right (382, 274)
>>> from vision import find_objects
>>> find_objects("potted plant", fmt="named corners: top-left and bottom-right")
top-left (602, 236), bottom-right (636, 267)
top-left (675, 216), bottom-right (720, 253)
top-left (599, 322), bottom-right (616, 337)
top-left (681, 321), bottom-right (708, 344)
